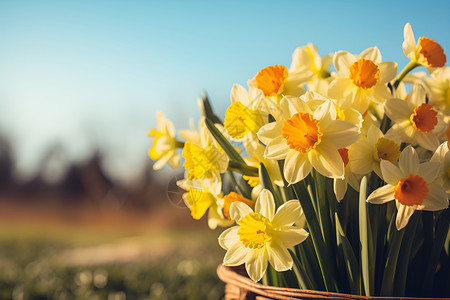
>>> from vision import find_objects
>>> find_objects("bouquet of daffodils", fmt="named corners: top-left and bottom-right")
top-left (148, 23), bottom-right (450, 298)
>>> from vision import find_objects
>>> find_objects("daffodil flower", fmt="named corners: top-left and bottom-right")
top-left (334, 147), bottom-right (362, 202)
top-left (247, 64), bottom-right (310, 105)
top-left (224, 84), bottom-right (269, 155)
top-left (257, 92), bottom-right (360, 184)
top-left (328, 47), bottom-right (397, 114)
top-left (367, 146), bottom-right (448, 230)
top-left (384, 85), bottom-right (446, 151)
top-left (148, 111), bottom-right (181, 170)
top-left (181, 118), bottom-right (229, 191)
top-left (403, 23), bottom-right (446, 68)
top-left (177, 176), bottom-right (233, 229)
top-left (290, 43), bottom-right (333, 95)
top-left (218, 189), bottom-right (309, 282)
top-left (349, 125), bottom-right (401, 178)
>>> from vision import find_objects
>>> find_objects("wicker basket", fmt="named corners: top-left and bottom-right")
top-left (217, 265), bottom-right (450, 300)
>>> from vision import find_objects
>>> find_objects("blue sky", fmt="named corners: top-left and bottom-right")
top-left (0, 0), bottom-right (449, 182)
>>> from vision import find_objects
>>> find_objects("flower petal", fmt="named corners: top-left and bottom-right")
top-left (230, 201), bottom-right (254, 222)
top-left (417, 183), bottom-right (449, 211)
top-left (418, 162), bottom-right (441, 183)
top-left (284, 150), bottom-right (311, 184)
top-left (257, 121), bottom-right (283, 145)
top-left (231, 84), bottom-right (250, 105)
top-left (223, 241), bottom-right (248, 266)
top-left (399, 146), bottom-right (419, 175)
top-left (309, 141), bottom-right (344, 179)
top-left (380, 160), bottom-right (403, 186)
top-left (367, 184), bottom-right (395, 204)
top-left (322, 120), bottom-right (360, 148)
top-left (267, 242), bottom-right (293, 272)
top-left (255, 189), bottom-right (275, 220)
top-left (274, 227), bottom-right (309, 248)
top-left (360, 47), bottom-right (381, 64)
top-left (271, 200), bottom-right (302, 227)
top-left (245, 248), bottom-right (268, 282)
top-left (384, 98), bottom-right (411, 122)
top-left (402, 23), bottom-right (416, 59)
top-left (264, 137), bottom-right (290, 160)
top-left (396, 203), bottom-right (416, 230)
top-left (218, 226), bottom-right (240, 250)
top-left (333, 51), bottom-right (356, 76)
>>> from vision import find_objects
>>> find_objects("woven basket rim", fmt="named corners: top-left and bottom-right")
top-left (217, 264), bottom-right (450, 300)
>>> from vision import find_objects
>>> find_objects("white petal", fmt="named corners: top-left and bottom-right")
top-left (399, 146), bottom-right (419, 175)
top-left (245, 248), bottom-right (268, 282)
top-left (153, 152), bottom-right (172, 170)
top-left (309, 141), bottom-right (344, 179)
top-left (380, 160), bottom-right (403, 186)
top-left (271, 200), bottom-right (302, 227)
top-left (418, 162), bottom-right (441, 183)
top-left (267, 242), bottom-right (293, 272)
top-left (280, 95), bottom-right (310, 118)
top-left (334, 178), bottom-right (347, 202)
top-left (274, 227), bottom-right (309, 248)
top-left (360, 47), bottom-right (381, 64)
top-left (231, 84), bottom-right (250, 105)
top-left (367, 125), bottom-right (384, 146)
top-left (418, 183), bottom-right (449, 211)
top-left (322, 120), bottom-right (360, 148)
top-left (384, 98), bottom-right (411, 122)
top-left (378, 61), bottom-right (398, 82)
top-left (284, 150), bottom-right (311, 184)
top-left (264, 137), bottom-right (290, 160)
top-left (408, 85), bottom-right (427, 108)
top-left (367, 184), bottom-right (395, 204)
top-left (218, 226), bottom-right (240, 250)
top-left (256, 189), bottom-right (275, 220)
top-left (333, 51), bottom-right (356, 76)
top-left (396, 204), bottom-right (416, 230)
top-left (402, 23), bottom-right (416, 59)
top-left (414, 132), bottom-right (440, 152)
top-left (223, 241), bottom-right (248, 266)
top-left (230, 201), bottom-right (254, 222)
top-left (257, 122), bottom-right (283, 145)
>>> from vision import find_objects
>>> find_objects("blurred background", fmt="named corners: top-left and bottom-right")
top-left (0, 0), bottom-right (449, 299)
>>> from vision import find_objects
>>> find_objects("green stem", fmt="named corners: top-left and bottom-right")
top-left (228, 161), bottom-right (258, 176)
top-left (392, 60), bottom-right (419, 90)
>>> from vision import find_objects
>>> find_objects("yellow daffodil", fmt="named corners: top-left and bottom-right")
top-left (247, 64), bottom-right (310, 105)
top-left (384, 85), bottom-right (446, 151)
top-left (177, 177), bottom-right (233, 229)
top-left (257, 92), bottom-right (360, 184)
top-left (182, 118), bottom-right (229, 187)
top-left (403, 23), bottom-right (446, 68)
top-left (224, 84), bottom-right (269, 155)
top-left (290, 43), bottom-right (333, 95)
top-left (367, 146), bottom-right (448, 230)
top-left (430, 142), bottom-right (450, 196)
top-left (218, 189), bottom-right (309, 282)
top-left (148, 111), bottom-right (181, 170)
top-left (328, 47), bottom-right (398, 114)
top-left (349, 125), bottom-right (401, 178)
top-left (423, 66), bottom-right (450, 116)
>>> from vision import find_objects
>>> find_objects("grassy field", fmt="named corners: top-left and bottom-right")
top-left (0, 221), bottom-right (226, 300)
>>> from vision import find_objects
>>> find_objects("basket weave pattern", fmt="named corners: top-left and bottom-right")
top-left (217, 265), bottom-right (450, 300)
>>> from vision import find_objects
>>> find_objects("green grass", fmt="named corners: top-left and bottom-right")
top-left (0, 223), bottom-right (225, 300)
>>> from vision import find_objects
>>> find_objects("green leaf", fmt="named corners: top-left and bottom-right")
top-left (359, 176), bottom-right (373, 296)
top-left (200, 92), bottom-right (223, 125)
top-left (288, 249), bottom-right (314, 290)
top-left (204, 118), bottom-right (245, 164)
top-left (336, 212), bottom-right (360, 295)
top-left (259, 163), bottom-right (283, 208)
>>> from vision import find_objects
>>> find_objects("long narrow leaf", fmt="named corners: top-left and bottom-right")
top-left (204, 118), bottom-right (245, 164)
top-left (288, 249), bottom-right (315, 290)
top-left (359, 176), bottom-right (373, 296)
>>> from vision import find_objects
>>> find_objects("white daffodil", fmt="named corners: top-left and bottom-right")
top-left (430, 142), bottom-right (450, 197)
top-left (148, 111), bottom-right (181, 170)
top-left (328, 47), bottom-right (397, 114)
top-left (423, 66), bottom-right (450, 117)
top-left (243, 143), bottom-right (283, 199)
top-left (182, 117), bottom-right (229, 188)
top-left (367, 146), bottom-right (448, 230)
top-left (224, 84), bottom-right (269, 155)
top-left (384, 85), bottom-right (446, 151)
top-left (349, 125), bottom-right (401, 178)
top-left (247, 64), bottom-right (310, 105)
top-left (177, 177), bottom-right (233, 229)
top-left (218, 189), bottom-right (309, 282)
top-left (257, 92), bottom-right (360, 184)
top-left (290, 43), bottom-right (333, 95)
top-left (403, 23), bottom-right (446, 68)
